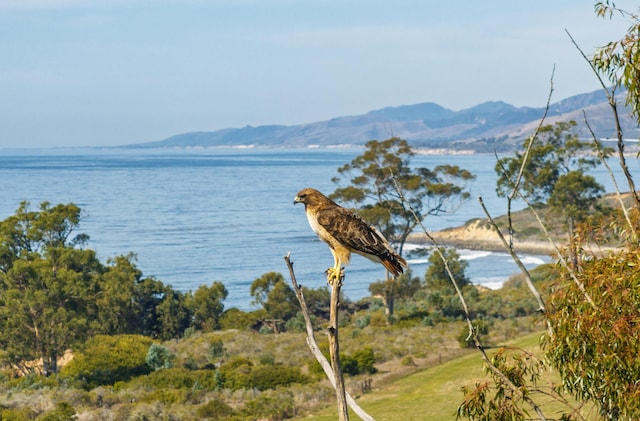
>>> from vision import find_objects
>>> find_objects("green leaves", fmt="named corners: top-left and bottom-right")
top-left (593, 2), bottom-right (640, 119)
top-left (543, 249), bottom-right (640, 419)
top-left (0, 202), bottom-right (212, 373)
top-left (331, 137), bottom-right (475, 256)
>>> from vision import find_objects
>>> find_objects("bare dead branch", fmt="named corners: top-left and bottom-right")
top-left (284, 253), bottom-right (374, 421)
top-left (328, 272), bottom-right (349, 421)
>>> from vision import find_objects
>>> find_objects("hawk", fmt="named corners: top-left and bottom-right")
top-left (294, 187), bottom-right (407, 282)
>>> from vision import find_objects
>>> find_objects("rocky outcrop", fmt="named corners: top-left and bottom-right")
top-left (409, 219), bottom-right (556, 255)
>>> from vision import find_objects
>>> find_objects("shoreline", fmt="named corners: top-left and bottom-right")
top-left (408, 233), bottom-right (556, 255)
top-left (408, 219), bottom-right (557, 256)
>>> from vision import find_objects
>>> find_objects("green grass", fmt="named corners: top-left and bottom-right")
top-left (300, 332), bottom-right (594, 421)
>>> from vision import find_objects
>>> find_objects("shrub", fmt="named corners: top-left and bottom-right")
top-left (217, 357), bottom-right (308, 391)
top-left (145, 343), bottom-right (175, 370)
top-left (140, 389), bottom-right (188, 405)
top-left (243, 392), bottom-right (295, 419)
top-left (0, 407), bottom-right (34, 421)
top-left (196, 398), bottom-right (235, 419)
top-left (284, 313), bottom-right (306, 332)
top-left (208, 338), bottom-right (225, 360)
top-left (127, 367), bottom-right (217, 390)
top-left (355, 314), bottom-right (371, 329)
top-left (457, 320), bottom-right (489, 348)
top-left (35, 402), bottom-right (76, 421)
top-left (368, 312), bottom-right (387, 327)
top-left (219, 308), bottom-right (264, 330)
top-left (246, 365), bottom-right (309, 391)
top-left (341, 346), bottom-right (377, 376)
top-left (61, 334), bottom-right (153, 389)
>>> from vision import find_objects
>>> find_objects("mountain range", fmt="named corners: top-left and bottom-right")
top-left (128, 89), bottom-right (639, 152)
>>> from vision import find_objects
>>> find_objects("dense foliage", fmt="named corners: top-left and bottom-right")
top-left (0, 201), bottom-right (226, 375)
top-left (543, 245), bottom-right (640, 419)
top-left (330, 137), bottom-right (475, 257)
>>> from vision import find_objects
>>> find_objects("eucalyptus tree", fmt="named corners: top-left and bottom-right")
top-left (331, 137), bottom-right (475, 260)
top-left (330, 137), bottom-right (474, 316)
top-left (460, 5), bottom-right (640, 418)
top-left (495, 121), bottom-right (607, 264)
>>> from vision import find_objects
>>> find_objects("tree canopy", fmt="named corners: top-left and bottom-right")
top-left (331, 137), bottom-right (475, 258)
top-left (0, 201), bottom-right (227, 374)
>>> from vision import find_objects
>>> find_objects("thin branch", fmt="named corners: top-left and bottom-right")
top-left (495, 177), bottom-right (597, 309)
top-left (391, 181), bottom-right (548, 421)
top-left (509, 66), bottom-right (556, 202)
top-left (583, 110), bottom-right (636, 239)
top-left (492, 68), bottom-right (596, 308)
top-left (477, 197), bottom-right (548, 318)
top-left (566, 29), bottom-right (640, 208)
top-left (284, 254), bottom-right (374, 421)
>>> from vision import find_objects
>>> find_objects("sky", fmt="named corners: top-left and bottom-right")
top-left (0, 0), bottom-right (634, 148)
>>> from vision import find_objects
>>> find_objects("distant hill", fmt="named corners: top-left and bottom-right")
top-left (127, 89), bottom-right (639, 152)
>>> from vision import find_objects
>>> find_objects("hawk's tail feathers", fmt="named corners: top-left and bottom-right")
top-left (382, 253), bottom-right (408, 277)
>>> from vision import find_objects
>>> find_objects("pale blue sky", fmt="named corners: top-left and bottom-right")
top-left (0, 0), bottom-right (633, 148)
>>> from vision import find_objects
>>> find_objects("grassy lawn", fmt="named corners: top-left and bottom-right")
top-left (300, 332), bottom-right (595, 420)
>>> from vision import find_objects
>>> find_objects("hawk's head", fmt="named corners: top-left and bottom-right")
top-left (294, 187), bottom-right (327, 208)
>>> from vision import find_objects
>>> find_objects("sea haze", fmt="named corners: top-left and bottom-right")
top-left (0, 147), bottom-right (628, 310)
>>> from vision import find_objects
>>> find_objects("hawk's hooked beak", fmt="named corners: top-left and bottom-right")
top-left (293, 196), bottom-right (301, 205)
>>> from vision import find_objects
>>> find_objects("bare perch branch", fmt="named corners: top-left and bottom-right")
top-left (328, 272), bottom-right (349, 421)
top-left (284, 253), bottom-right (375, 421)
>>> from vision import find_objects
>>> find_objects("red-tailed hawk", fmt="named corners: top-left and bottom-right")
top-left (294, 187), bottom-right (407, 282)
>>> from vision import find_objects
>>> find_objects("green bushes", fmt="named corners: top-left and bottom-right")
top-left (217, 357), bottom-right (309, 391)
top-left (341, 346), bottom-right (377, 376)
top-left (124, 367), bottom-right (217, 390)
top-left (145, 343), bottom-right (175, 370)
top-left (35, 402), bottom-right (76, 421)
top-left (61, 334), bottom-right (153, 389)
top-left (196, 398), bottom-right (235, 419)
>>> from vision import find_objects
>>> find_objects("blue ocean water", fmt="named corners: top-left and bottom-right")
top-left (0, 147), bottom-right (629, 309)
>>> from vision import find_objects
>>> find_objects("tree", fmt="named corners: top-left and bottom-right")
top-left (331, 137), bottom-right (475, 259)
top-left (424, 247), bottom-right (469, 292)
top-left (368, 269), bottom-right (421, 316)
top-left (146, 343), bottom-right (175, 370)
top-left (461, 5), bottom-right (640, 418)
top-left (250, 272), bottom-right (298, 331)
top-left (0, 202), bottom-right (193, 374)
top-left (496, 121), bottom-right (601, 204)
top-left (543, 248), bottom-right (640, 419)
top-left (331, 138), bottom-right (473, 316)
top-left (188, 281), bottom-right (228, 332)
top-left (0, 202), bottom-right (101, 375)
top-left (495, 121), bottom-right (607, 263)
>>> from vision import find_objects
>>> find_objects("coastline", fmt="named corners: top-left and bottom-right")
top-left (408, 219), bottom-right (556, 256)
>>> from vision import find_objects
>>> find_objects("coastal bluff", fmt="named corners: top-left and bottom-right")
top-left (409, 219), bottom-right (556, 255)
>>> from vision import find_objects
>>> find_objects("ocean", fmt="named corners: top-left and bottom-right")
top-left (0, 147), bottom-right (628, 310)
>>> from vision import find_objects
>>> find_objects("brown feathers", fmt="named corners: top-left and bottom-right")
top-left (294, 187), bottom-right (407, 277)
